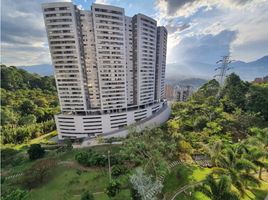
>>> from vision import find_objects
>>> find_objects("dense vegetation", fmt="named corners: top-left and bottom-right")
top-left (113, 73), bottom-right (268, 199)
top-left (1, 72), bottom-right (268, 200)
top-left (165, 74), bottom-right (268, 199)
top-left (1, 65), bottom-right (59, 144)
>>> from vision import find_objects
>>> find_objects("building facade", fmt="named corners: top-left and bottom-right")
top-left (155, 27), bottom-right (167, 101)
top-left (42, 2), bottom-right (168, 139)
top-left (164, 84), bottom-right (175, 100)
top-left (175, 85), bottom-right (193, 102)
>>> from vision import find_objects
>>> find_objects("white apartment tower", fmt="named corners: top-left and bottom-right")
top-left (42, 2), bottom-right (168, 139)
top-left (155, 27), bottom-right (167, 100)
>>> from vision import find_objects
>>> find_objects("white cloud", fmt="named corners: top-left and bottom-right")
top-left (77, 4), bottom-right (84, 10)
top-left (95, 0), bottom-right (110, 4)
top-left (1, 42), bottom-right (51, 66)
top-left (155, 0), bottom-right (267, 19)
top-left (1, 0), bottom-right (70, 66)
top-left (1, 0), bottom-right (268, 68)
top-left (154, 0), bottom-right (268, 63)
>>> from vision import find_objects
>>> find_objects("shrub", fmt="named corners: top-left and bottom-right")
top-left (2, 189), bottom-right (28, 200)
top-left (76, 169), bottom-right (82, 176)
top-left (81, 191), bottom-right (94, 200)
top-left (75, 150), bottom-right (107, 167)
top-left (27, 144), bottom-right (45, 160)
top-left (65, 139), bottom-right (73, 151)
top-left (75, 152), bottom-right (89, 166)
top-left (106, 180), bottom-right (121, 198)
top-left (130, 187), bottom-right (142, 200)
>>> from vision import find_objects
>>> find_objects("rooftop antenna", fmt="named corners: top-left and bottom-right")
top-left (214, 55), bottom-right (234, 86)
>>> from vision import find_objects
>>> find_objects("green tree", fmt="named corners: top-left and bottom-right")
top-left (247, 127), bottom-right (268, 179)
top-left (130, 187), bottom-right (142, 200)
top-left (177, 140), bottom-right (193, 154)
top-left (245, 148), bottom-right (268, 180)
top-left (22, 158), bottom-right (57, 189)
top-left (1, 65), bottom-right (26, 90)
top-left (208, 141), bottom-right (224, 167)
top-left (119, 129), bottom-right (171, 177)
top-left (75, 150), bottom-right (108, 167)
top-left (196, 174), bottom-right (239, 200)
top-left (75, 152), bottom-right (89, 166)
top-left (106, 180), bottom-right (121, 198)
top-left (0, 107), bottom-right (18, 125)
top-left (216, 145), bottom-right (260, 196)
top-left (81, 191), bottom-right (94, 200)
top-left (19, 114), bottom-right (37, 125)
top-left (19, 100), bottom-right (37, 115)
top-left (27, 144), bottom-right (45, 160)
top-left (192, 79), bottom-right (220, 99)
top-left (220, 73), bottom-right (249, 112)
top-left (0, 65), bottom-right (58, 145)
top-left (2, 189), bottom-right (28, 200)
top-left (246, 83), bottom-right (268, 120)
top-left (1, 65), bottom-right (56, 91)
top-left (35, 97), bottom-right (49, 107)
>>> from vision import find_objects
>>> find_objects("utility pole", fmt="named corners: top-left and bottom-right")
top-left (214, 55), bottom-right (234, 86)
top-left (108, 150), bottom-right (111, 181)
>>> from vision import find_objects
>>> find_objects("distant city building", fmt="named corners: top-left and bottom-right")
top-left (253, 77), bottom-right (263, 83)
top-left (175, 85), bottom-right (193, 102)
top-left (42, 2), bottom-right (169, 139)
top-left (165, 84), bottom-right (194, 102)
top-left (164, 84), bottom-right (175, 100)
top-left (252, 76), bottom-right (268, 83)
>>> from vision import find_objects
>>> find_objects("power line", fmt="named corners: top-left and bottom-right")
top-left (214, 55), bottom-right (234, 85)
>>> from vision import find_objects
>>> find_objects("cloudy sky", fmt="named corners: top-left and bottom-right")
top-left (1, 0), bottom-right (268, 79)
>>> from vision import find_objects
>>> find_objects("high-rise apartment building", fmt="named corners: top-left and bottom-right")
top-left (155, 27), bottom-right (167, 100)
top-left (175, 85), bottom-right (193, 102)
top-left (164, 84), bottom-right (175, 100)
top-left (42, 2), bottom-right (169, 139)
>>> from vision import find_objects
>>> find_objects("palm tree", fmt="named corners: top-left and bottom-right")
top-left (196, 174), bottom-right (239, 200)
top-left (253, 127), bottom-right (268, 149)
top-left (246, 127), bottom-right (268, 180)
top-left (208, 140), bottom-right (224, 167)
top-left (215, 145), bottom-right (260, 196)
top-left (244, 145), bottom-right (268, 180)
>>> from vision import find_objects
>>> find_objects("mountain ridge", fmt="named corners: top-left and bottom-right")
top-left (166, 55), bottom-right (268, 81)
top-left (17, 55), bottom-right (268, 81)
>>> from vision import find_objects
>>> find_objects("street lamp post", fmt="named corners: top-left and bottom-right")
top-left (108, 150), bottom-right (111, 181)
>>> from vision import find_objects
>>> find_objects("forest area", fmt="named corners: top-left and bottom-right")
top-left (0, 65), bottom-right (59, 145)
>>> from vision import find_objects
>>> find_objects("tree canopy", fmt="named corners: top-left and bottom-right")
top-left (1, 65), bottom-right (59, 144)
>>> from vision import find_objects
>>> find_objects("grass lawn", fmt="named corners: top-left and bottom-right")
top-left (2, 143), bottom-right (122, 175)
top-left (163, 164), bottom-right (268, 200)
top-left (163, 164), bottom-right (212, 200)
top-left (2, 143), bottom-right (131, 200)
top-left (27, 165), bottom-right (131, 200)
